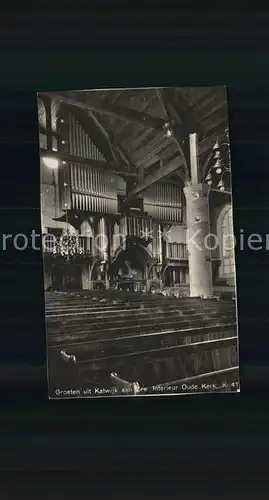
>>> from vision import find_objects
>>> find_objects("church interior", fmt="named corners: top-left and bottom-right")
top-left (38, 86), bottom-right (239, 396)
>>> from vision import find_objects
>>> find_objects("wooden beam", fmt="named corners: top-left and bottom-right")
top-left (115, 92), bottom-right (158, 141)
top-left (65, 104), bottom-right (116, 164)
top-left (40, 148), bottom-right (118, 171)
top-left (171, 89), bottom-right (198, 132)
top-left (116, 144), bottom-right (137, 172)
top-left (175, 170), bottom-right (186, 185)
top-left (135, 133), bottom-right (173, 166)
top-left (43, 97), bottom-right (52, 151)
top-left (158, 89), bottom-right (189, 144)
top-left (201, 151), bottom-right (215, 181)
top-left (130, 155), bottom-right (186, 196)
top-left (138, 164), bottom-right (144, 181)
top-left (42, 92), bottom-right (168, 130)
top-left (39, 126), bottom-right (63, 142)
top-left (199, 134), bottom-right (220, 156)
top-left (100, 125), bottom-right (137, 172)
top-left (200, 100), bottom-right (227, 123)
top-left (204, 119), bottom-right (228, 141)
top-left (202, 113), bottom-right (227, 137)
top-left (155, 90), bottom-right (189, 179)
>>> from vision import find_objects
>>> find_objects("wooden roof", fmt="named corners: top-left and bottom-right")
top-left (41, 86), bottom-right (229, 187)
top-left (63, 86), bottom-right (227, 168)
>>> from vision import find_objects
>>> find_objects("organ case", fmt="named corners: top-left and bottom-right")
top-left (63, 110), bottom-right (118, 214)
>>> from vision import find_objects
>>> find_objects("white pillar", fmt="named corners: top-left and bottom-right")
top-left (158, 223), bottom-right (163, 265)
top-left (119, 217), bottom-right (127, 250)
top-left (97, 217), bottom-right (108, 262)
top-left (81, 267), bottom-right (90, 290)
top-left (184, 183), bottom-right (213, 297)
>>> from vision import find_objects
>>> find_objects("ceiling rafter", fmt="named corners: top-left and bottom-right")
top-left (167, 89), bottom-right (199, 133)
top-left (156, 89), bottom-right (189, 178)
top-left (65, 103), bottom-right (117, 165)
top-left (111, 91), bottom-right (156, 141)
top-left (116, 144), bottom-right (137, 172)
top-left (130, 154), bottom-right (187, 196)
top-left (198, 124), bottom-right (227, 156)
top-left (90, 111), bottom-right (137, 174)
top-left (42, 91), bottom-right (169, 130)
top-left (40, 88), bottom-right (229, 190)
top-left (87, 110), bottom-right (118, 164)
top-left (199, 99), bottom-right (227, 123)
top-left (201, 111), bottom-right (227, 137)
top-left (134, 134), bottom-right (173, 167)
top-left (39, 126), bottom-right (63, 142)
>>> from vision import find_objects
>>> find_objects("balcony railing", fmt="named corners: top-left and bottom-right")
top-left (43, 236), bottom-right (189, 261)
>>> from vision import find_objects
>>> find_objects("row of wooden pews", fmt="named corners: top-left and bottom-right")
top-left (46, 290), bottom-right (239, 395)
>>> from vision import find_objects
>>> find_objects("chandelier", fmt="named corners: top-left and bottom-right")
top-left (205, 127), bottom-right (231, 193)
top-left (53, 229), bottom-right (83, 261)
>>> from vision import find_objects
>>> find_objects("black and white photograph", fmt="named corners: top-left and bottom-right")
top-left (38, 86), bottom-right (240, 398)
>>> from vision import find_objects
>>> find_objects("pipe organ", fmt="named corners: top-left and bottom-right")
top-left (39, 98), bottom-right (194, 295)
top-left (167, 243), bottom-right (188, 260)
top-left (70, 163), bottom-right (118, 213)
top-left (126, 216), bottom-right (153, 239)
top-left (144, 182), bottom-right (184, 223)
top-left (66, 111), bottom-right (118, 214)
top-left (68, 113), bottom-right (106, 161)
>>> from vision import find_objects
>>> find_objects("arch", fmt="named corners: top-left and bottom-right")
top-left (80, 219), bottom-right (94, 237)
top-left (137, 241), bottom-right (152, 258)
top-left (109, 239), bottom-right (152, 278)
top-left (216, 204), bottom-right (235, 278)
top-left (112, 238), bottom-right (152, 265)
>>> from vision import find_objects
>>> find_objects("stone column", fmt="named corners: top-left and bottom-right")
top-left (81, 267), bottom-right (90, 290)
top-left (157, 223), bottom-right (163, 265)
top-left (97, 217), bottom-right (108, 262)
top-left (183, 183), bottom-right (213, 297)
top-left (119, 217), bottom-right (127, 250)
top-left (97, 217), bottom-right (109, 288)
top-left (179, 268), bottom-right (185, 284)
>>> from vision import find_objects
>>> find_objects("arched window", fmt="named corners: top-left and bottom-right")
top-left (217, 205), bottom-right (235, 278)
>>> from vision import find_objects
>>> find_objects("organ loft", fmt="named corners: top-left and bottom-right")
top-left (39, 87), bottom-right (235, 299)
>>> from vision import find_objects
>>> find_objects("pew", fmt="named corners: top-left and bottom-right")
top-left (111, 372), bottom-right (140, 395)
top-left (46, 290), bottom-right (239, 393)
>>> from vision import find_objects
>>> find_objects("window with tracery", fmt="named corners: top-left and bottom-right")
top-left (217, 205), bottom-right (235, 277)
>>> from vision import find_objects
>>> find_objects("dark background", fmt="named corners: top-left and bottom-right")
top-left (0, 4), bottom-right (269, 494)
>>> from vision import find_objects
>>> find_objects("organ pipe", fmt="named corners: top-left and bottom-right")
top-left (68, 112), bottom-right (106, 162)
top-left (67, 111), bottom-right (118, 214)
top-left (66, 110), bottom-right (184, 221)
top-left (144, 182), bottom-right (184, 223)
top-left (70, 163), bottom-right (118, 213)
